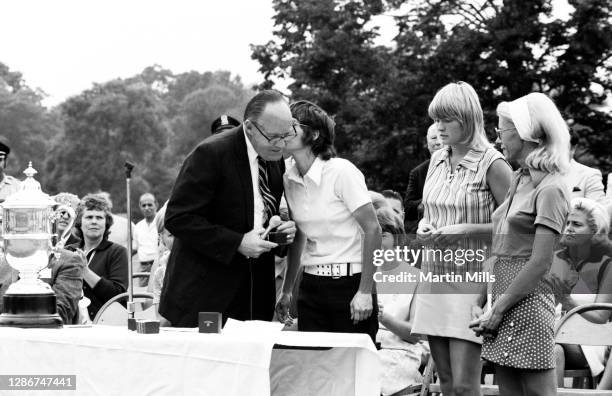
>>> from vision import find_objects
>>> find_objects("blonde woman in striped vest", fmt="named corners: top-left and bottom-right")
top-left (412, 82), bottom-right (512, 396)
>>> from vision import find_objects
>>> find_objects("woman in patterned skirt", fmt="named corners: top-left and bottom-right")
top-left (470, 92), bottom-right (571, 395)
top-left (412, 81), bottom-right (512, 395)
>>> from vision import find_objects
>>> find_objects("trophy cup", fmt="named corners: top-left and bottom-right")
top-left (0, 162), bottom-right (75, 328)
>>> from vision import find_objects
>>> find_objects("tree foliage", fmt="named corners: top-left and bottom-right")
top-left (0, 62), bottom-right (61, 180)
top-left (39, 66), bottom-right (254, 214)
top-left (252, 0), bottom-right (612, 192)
top-left (43, 79), bottom-right (170, 215)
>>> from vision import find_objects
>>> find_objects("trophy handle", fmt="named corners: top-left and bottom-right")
top-left (51, 205), bottom-right (76, 257)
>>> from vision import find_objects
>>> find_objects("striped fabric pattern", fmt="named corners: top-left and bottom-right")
top-left (258, 156), bottom-right (277, 223)
top-left (420, 146), bottom-right (504, 275)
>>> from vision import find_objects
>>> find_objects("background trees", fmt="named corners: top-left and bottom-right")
top-left (0, 0), bottom-right (610, 216)
top-left (43, 68), bottom-right (253, 214)
top-left (0, 62), bottom-right (253, 216)
top-left (252, 0), bottom-right (612, 193)
top-left (0, 63), bottom-right (62, 181)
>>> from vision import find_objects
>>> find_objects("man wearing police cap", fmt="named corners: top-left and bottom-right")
top-left (211, 114), bottom-right (241, 135)
top-left (0, 141), bottom-right (20, 203)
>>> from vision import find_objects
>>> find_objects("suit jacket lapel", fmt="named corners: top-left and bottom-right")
top-left (233, 126), bottom-right (254, 230)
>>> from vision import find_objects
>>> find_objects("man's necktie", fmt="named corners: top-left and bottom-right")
top-left (257, 156), bottom-right (277, 224)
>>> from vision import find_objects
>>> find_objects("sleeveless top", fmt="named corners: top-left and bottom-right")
top-left (420, 146), bottom-right (505, 275)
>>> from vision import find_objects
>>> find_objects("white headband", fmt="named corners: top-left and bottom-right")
top-left (499, 98), bottom-right (540, 144)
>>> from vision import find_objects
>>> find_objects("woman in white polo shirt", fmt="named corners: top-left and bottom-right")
top-left (275, 100), bottom-right (381, 341)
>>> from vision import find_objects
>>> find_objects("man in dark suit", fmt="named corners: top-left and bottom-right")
top-left (404, 124), bottom-right (441, 233)
top-left (160, 90), bottom-right (296, 327)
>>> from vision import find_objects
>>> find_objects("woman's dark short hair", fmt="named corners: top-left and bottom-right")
top-left (290, 100), bottom-right (336, 160)
top-left (74, 194), bottom-right (114, 241)
top-left (381, 190), bottom-right (403, 206)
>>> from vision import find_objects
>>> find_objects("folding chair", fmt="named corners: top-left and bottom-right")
top-left (132, 272), bottom-right (151, 294)
top-left (555, 303), bottom-right (612, 391)
top-left (420, 302), bottom-right (612, 396)
top-left (93, 292), bottom-right (156, 325)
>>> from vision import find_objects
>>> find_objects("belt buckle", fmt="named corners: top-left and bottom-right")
top-left (331, 264), bottom-right (341, 279)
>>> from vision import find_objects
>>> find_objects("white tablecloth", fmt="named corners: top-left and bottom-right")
top-left (271, 331), bottom-right (380, 396)
top-left (0, 325), bottom-right (380, 396)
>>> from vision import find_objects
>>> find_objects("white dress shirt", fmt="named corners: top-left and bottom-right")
top-left (284, 157), bottom-right (371, 266)
top-left (244, 127), bottom-right (265, 231)
top-left (135, 218), bottom-right (159, 262)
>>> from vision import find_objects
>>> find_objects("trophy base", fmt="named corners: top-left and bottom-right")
top-left (0, 294), bottom-right (62, 328)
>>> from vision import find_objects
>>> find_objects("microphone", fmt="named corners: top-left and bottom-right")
top-left (124, 161), bottom-right (135, 178)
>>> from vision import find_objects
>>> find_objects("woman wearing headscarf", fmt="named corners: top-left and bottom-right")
top-left (471, 92), bottom-right (572, 395)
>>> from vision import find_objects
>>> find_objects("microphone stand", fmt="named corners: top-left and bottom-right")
top-left (124, 161), bottom-right (136, 330)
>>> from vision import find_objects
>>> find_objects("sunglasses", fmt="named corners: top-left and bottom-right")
top-left (494, 127), bottom-right (516, 139)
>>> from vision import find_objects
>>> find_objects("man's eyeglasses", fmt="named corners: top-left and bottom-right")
top-left (494, 127), bottom-right (516, 140)
top-left (249, 120), bottom-right (299, 145)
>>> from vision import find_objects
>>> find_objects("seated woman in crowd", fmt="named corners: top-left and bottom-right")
top-left (67, 194), bottom-right (128, 321)
top-left (375, 206), bottom-right (428, 396)
top-left (549, 198), bottom-right (612, 387)
top-left (146, 202), bottom-right (172, 326)
top-left (369, 190), bottom-right (390, 211)
top-left (52, 192), bottom-right (81, 247)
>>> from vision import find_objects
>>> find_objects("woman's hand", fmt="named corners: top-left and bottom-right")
top-left (377, 300), bottom-right (388, 324)
top-left (350, 291), bottom-right (373, 324)
top-left (276, 220), bottom-right (297, 244)
top-left (275, 292), bottom-right (294, 325)
top-left (417, 224), bottom-right (436, 241)
top-left (432, 224), bottom-right (468, 246)
top-left (469, 305), bottom-right (504, 338)
top-left (377, 300), bottom-right (384, 317)
top-left (471, 304), bottom-right (484, 322)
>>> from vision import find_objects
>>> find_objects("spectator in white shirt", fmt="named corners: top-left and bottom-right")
top-left (135, 193), bottom-right (159, 286)
top-left (276, 100), bottom-right (381, 342)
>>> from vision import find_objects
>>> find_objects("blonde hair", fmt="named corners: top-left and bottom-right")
top-left (497, 93), bottom-right (570, 174)
top-left (376, 206), bottom-right (405, 246)
top-left (154, 202), bottom-right (168, 235)
top-left (428, 81), bottom-right (491, 150)
top-left (369, 191), bottom-right (389, 211)
top-left (569, 198), bottom-right (610, 235)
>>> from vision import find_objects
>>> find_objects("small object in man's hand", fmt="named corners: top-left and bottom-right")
top-left (261, 216), bottom-right (283, 239)
top-left (267, 231), bottom-right (289, 245)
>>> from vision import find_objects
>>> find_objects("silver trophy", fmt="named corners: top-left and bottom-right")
top-left (0, 162), bottom-right (75, 328)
